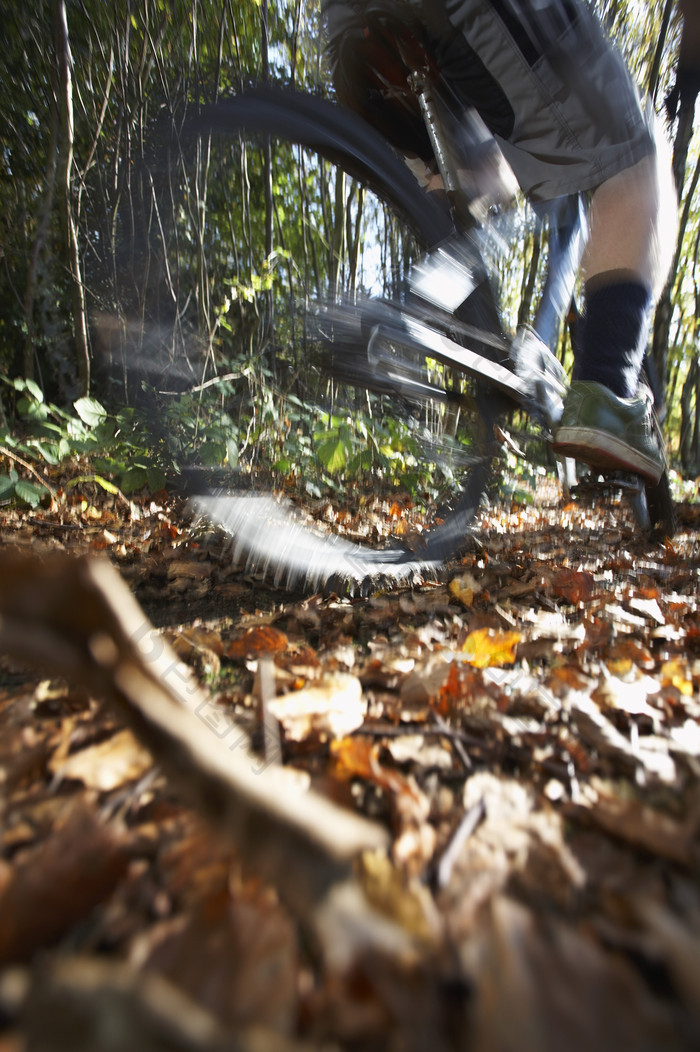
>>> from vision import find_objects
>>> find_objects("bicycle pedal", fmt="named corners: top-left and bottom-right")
top-left (569, 471), bottom-right (645, 499)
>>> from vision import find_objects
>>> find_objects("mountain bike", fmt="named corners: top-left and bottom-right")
top-left (139, 10), bottom-right (675, 594)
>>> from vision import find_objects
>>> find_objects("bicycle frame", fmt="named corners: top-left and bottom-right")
top-left (337, 31), bottom-right (579, 435)
top-left (180, 22), bottom-right (673, 590)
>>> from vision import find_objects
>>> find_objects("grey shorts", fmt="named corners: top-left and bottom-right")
top-left (443, 0), bottom-right (656, 202)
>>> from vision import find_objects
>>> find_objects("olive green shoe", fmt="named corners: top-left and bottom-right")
top-left (552, 381), bottom-right (666, 483)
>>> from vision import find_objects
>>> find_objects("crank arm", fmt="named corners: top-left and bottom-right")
top-left (369, 318), bottom-right (530, 403)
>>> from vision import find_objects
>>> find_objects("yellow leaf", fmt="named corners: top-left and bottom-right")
top-left (660, 658), bottom-right (693, 697)
top-left (461, 627), bottom-right (521, 668)
top-left (449, 572), bottom-right (481, 607)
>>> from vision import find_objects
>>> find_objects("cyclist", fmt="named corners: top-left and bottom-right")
top-left (323, 0), bottom-right (681, 483)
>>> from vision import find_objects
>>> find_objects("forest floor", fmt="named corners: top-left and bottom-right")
top-left (1, 471), bottom-right (700, 1052)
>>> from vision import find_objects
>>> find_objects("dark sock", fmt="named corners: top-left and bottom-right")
top-left (575, 279), bottom-right (652, 399)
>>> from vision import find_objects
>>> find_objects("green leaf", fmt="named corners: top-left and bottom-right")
top-left (33, 441), bottom-right (60, 465)
top-left (316, 436), bottom-right (347, 474)
top-left (66, 474), bottom-right (120, 495)
top-left (17, 396), bottom-right (49, 421)
top-left (74, 397), bottom-right (108, 428)
top-left (119, 466), bottom-right (148, 493)
top-left (66, 418), bottom-right (89, 440)
top-left (14, 479), bottom-right (45, 507)
top-left (145, 466), bottom-right (166, 491)
top-left (0, 474), bottom-right (16, 500)
top-left (24, 378), bottom-right (44, 403)
top-left (199, 440), bottom-right (227, 466)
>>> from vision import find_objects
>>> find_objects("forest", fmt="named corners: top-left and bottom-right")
top-left (3, 5), bottom-right (700, 1050)
top-left (0, 0), bottom-right (699, 507)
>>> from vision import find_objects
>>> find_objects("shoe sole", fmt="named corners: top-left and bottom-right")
top-left (552, 426), bottom-right (665, 484)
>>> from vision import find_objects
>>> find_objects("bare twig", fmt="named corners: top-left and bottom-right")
top-left (435, 797), bottom-right (486, 890)
top-left (0, 445), bottom-right (57, 500)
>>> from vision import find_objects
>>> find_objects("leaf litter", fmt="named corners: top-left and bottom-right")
top-left (0, 481), bottom-right (699, 1050)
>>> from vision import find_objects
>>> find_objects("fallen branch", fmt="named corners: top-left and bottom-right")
top-left (0, 550), bottom-right (387, 920)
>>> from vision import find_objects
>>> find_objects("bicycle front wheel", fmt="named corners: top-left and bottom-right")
top-left (110, 87), bottom-right (507, 590)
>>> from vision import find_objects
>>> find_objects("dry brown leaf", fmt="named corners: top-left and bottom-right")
top-left (330, 736), bottom-right (432, 868)
top-left (544, 664), bottom-right (593, 697)
top-left (606, 638), bottom-right (656, 675)
top-left (465, 895), bottom-right (682, 1052)
top-left (138, 884), bottom-right (299, 1033)
top-left (0, 805), bottom-right (129, 966)
top-left (548, 568), bottom-right (596, 605)
top-left (573, 787), bottom-right (694, 867)
top-left (165, 627), bottom-right (223, 679)
top-left (49, 728), bottom-right (153, 791)
top-left (166, 560), bottom-right (213, 580)
top-left (400, 656), bottom-right (452, 707)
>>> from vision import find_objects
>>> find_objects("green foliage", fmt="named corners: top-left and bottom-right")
top-left (0, 376), bottom-right (169, 504)
top-left (1, 365), bottom-right (477, 512)
top-left (0, 0), bottom-right (698, 492)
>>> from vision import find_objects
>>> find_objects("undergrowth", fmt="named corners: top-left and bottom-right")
top-left (0, 372), bottom-right (515, 511)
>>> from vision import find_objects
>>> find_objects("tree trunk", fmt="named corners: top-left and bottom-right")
top-left (647, 0), bottom-right (676, 104)
top-left (261, 0), bottom-right (275, 360)
top-left (679, 354), bottom-right (699, 474)
top-left (652, 149), bottom-right (700, 404)
top-left (651, 0), bottom-right (700, 406)
top-left (23, 100), bottom-right (59, 382)
top-left (54, 0), bottom-right (90, 396)
top-left (329, 171), bottom-right (347, 301)
top-left (517, 227), bottom-right (542, 331)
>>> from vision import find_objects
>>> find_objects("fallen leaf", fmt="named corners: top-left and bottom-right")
top-left (660, 659), bottom-right (693, 697)
top-left (385, 735), bottom-right (454, 771)
top-left (606, 638), bottom-right (656, 675)
top-left (49, 728), bottom-right (153, 791)
top-left (400, 657), bottom-right (453, 707)
top-left (449, 571), bottom-right (482, 607)
top-left (628, 596), bottom-right (666, 625)
top-left (548, 568), bottom-right (596, 605)
top-left (166, 560), bottom-right (213, 580)
top-left (166, 627), bottom-right (223, 678)
top-left (574, 787), bottom-right (694, 867)
top-left (0, 806), bottom-right (129, 965)
top-left (592, 672), bottom-right (661, 718)
top-left (267, 673), bottom-right (365, 741)
top-left (358, 849), bottom-right (441, 940)
top-left (462, 628), bottom-right (521, 669)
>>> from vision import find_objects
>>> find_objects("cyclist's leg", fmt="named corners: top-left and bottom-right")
top-left (554, 133), bottom-right (676, 482)
top-left (438, 0), bottom-right (676, 479)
